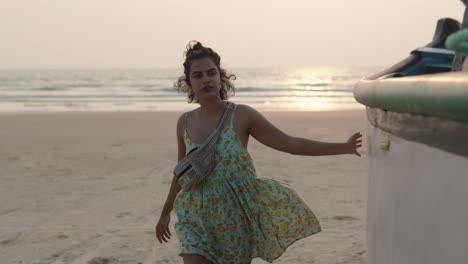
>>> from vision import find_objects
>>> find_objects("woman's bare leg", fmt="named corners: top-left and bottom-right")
top-left (182, 254), bottom-right (212, 264)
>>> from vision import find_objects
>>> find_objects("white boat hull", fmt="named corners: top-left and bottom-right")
top-left (367, 121), bottom-right (468, 264)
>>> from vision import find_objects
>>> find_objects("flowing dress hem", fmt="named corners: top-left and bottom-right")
top-left (258, 227), bottom-right (322, 263)
top-left (178, 227), bottom-right (321, 264)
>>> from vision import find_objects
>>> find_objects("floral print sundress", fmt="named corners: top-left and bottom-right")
top-left (173, 103), bottom-right (321, 264)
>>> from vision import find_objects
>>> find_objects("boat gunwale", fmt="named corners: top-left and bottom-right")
top-left (353, 72), bottom-right (468, 122)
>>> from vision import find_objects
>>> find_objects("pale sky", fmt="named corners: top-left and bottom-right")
top-left (0, 0), bottom-right (465, 69)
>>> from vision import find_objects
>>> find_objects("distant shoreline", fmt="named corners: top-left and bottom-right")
top-left (0, 101), bottom-right (364, 114)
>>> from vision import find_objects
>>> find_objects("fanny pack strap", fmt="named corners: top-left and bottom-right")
top-left (174, 102), bottom-right (235, 189)
top-left (200, 102), bottom-right (234, 146)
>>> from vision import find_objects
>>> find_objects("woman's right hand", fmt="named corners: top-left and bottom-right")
top-left (345, 132), bottom-right (363, 156)
top-left (155, 213), bottom-right (171, 243)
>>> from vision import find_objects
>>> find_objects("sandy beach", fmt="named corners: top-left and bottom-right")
top-left (0, 109), bottom-right (368, 264)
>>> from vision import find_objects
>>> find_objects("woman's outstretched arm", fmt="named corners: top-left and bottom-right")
top-left (242, 105), bottom-right (362, 156)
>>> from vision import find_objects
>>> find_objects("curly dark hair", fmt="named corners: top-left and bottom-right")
top-left (174, 41), bottom-right (236, 103)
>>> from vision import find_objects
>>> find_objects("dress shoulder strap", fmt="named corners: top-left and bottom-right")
top-left (229, 103), bottom-right (238, 127)
top-left (183, 112), bottom-right (190, 133)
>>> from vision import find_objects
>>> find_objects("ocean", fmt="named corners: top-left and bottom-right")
top-left (0, 66), bottom-right (380, 113)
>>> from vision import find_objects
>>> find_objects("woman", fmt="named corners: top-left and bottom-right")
top-left (156, 41), bottom-right (362, 264)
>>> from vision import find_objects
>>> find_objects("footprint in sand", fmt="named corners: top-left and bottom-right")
top-left (115, 211), bottom-right (131, 218)
top-left (332, 215), bottom-right (359, 221)
top-left (88, 257), bottom-right (119, 264)
top-left (0, 238), bottom-right (14, 246)
top-left (56, 234), bottom-right (69, 239)
top-left (8, 156), bottom-right (20, 161)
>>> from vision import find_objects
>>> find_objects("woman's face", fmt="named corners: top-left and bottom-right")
top-left (188, 57), bottom-right (222, 101)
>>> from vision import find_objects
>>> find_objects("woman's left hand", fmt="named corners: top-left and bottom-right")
top-left (156, 213), bottom-right (171, 243)
top-left (346, 132), bottom-right (363, 156)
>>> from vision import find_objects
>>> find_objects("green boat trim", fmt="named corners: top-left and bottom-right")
top-left (354, 72), bottom-right (468, 122)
